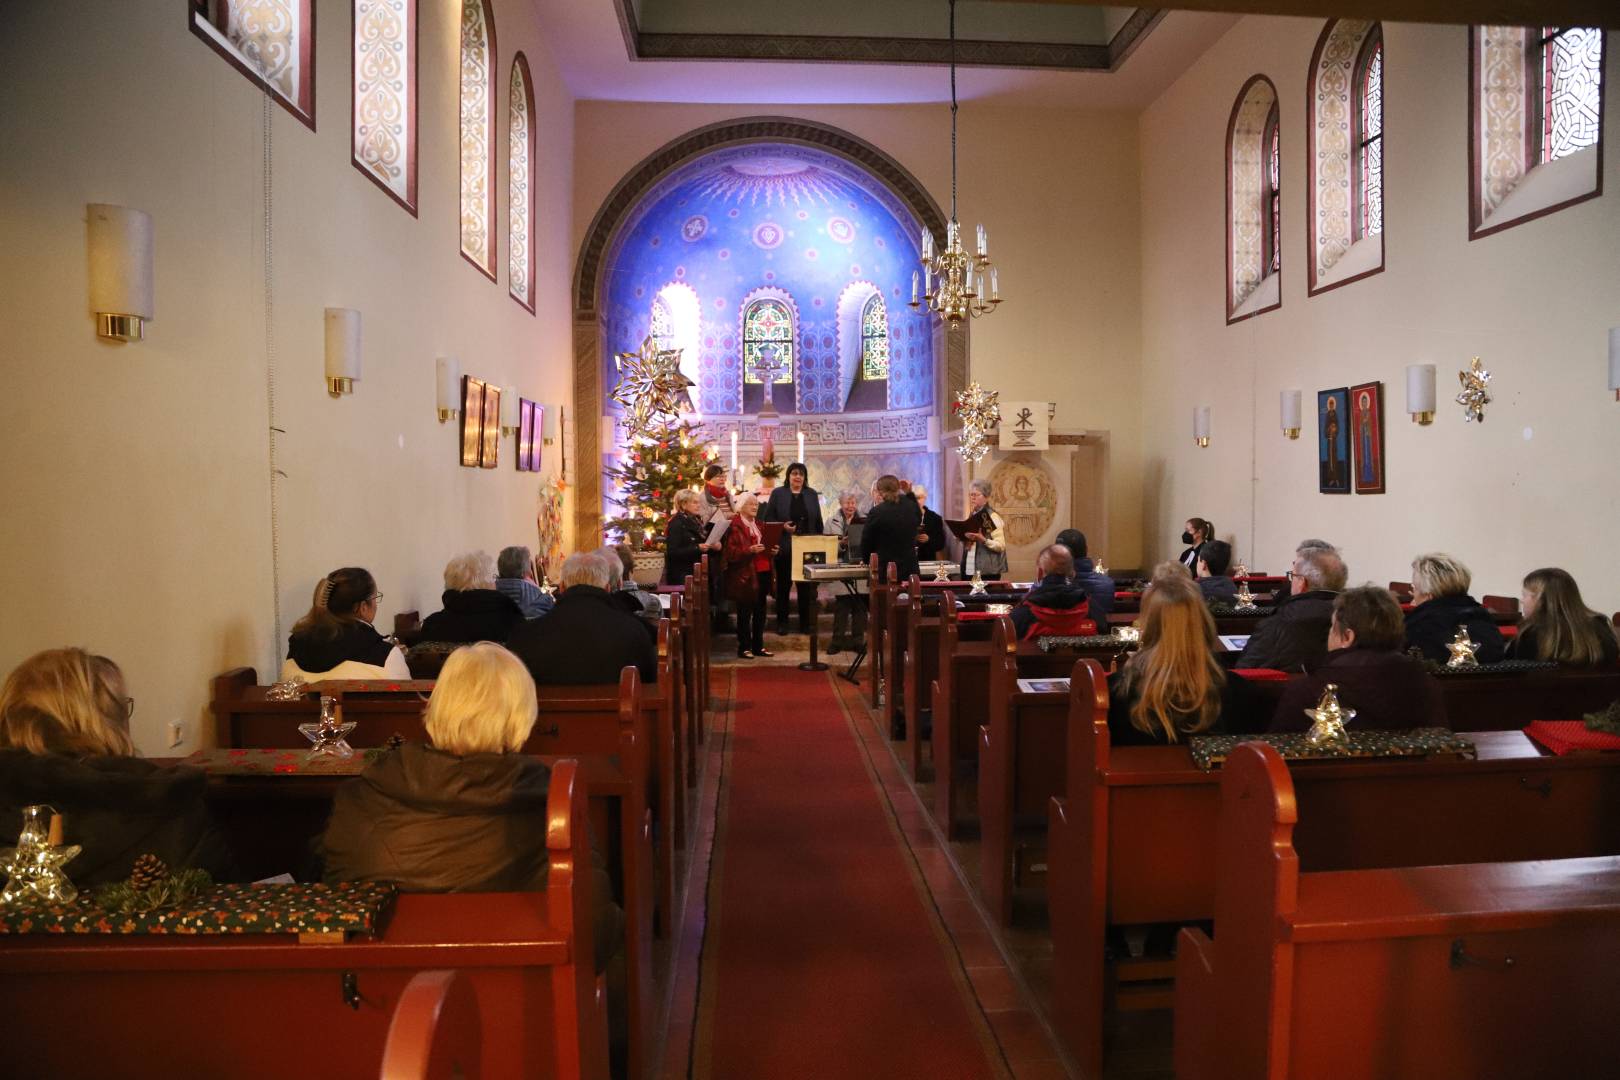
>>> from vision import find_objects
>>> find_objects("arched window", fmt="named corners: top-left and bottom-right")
top-left (352, 0), bottom-right (417, 214)
top-left (458, 0), bottom-right (496, 280)
top-left (1470, 25), bottom-right (1604, 239)
top-left (508, 53), bottom-right (535, 312)
top-left (652, 283), bottom-right (702, 396)
top-left (860, 293), bottom-right (889, 381)
top-left (743, 299), bottom-right (794, 385)
top-left (1307, 19), bottom-right (1385, 295)
top-left (189, 0), bottom-right (315, 128)
top-left (649, 296), bottom-right (673, 351)
top-left (1226, 76), bottom-right (1281, 322)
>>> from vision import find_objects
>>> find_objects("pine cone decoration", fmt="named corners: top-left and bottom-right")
top-left (129, 854), bottom-right (168, 891)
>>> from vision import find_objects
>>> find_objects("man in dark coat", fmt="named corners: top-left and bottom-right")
top-left (762, 462), bottom-right (825, 634)
top-left (508, 552), bottom-right (657, 685)
top-left (859, 474), bottom-right (922, 584)
top-left (1234, 546), bottom-right (1347, 672)
top-left (1054, 528), bottom-right (1115, 618)
top-left (1197, 539), bottom-right (1239, 605)
top-left (1011, 545), bottom-right (1093, 639)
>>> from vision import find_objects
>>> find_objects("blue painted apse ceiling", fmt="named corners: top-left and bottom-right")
top-left (602, 143), bottom-right (935, 416)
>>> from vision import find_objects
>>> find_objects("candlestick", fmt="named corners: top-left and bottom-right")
top-left (729, 430), bottom-right (738, 471)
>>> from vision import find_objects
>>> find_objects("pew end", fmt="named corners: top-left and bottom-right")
top-left (378, 970), bottom-right (481, 1080)
top-left (1169, 928), bottom-right (1217, 1080)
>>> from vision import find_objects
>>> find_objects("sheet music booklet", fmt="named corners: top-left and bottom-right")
top-left (703, 512), bottom-right (731, 547)
top-left (945, 509), bottom-right (992, 543)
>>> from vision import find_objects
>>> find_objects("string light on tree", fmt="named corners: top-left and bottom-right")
top-left (604, 335), bottom-right (710, 551)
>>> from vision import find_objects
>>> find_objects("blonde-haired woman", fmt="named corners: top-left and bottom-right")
top-left (419, 551), bottom-right (524, 644)
top-left (282, 567), bottom-right (409, 682)
top-left (0, 648), bottom-right (234, 886)
top-left (1108, 569), bottom-right (1230, 745)
top-left (1508, 568), bottom-right (1619, 667)
top-left (1403, 552), bottom-right (1505, 663)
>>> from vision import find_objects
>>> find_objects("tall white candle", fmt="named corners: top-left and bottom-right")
top-left (730, 430), bottom-right (738, 470)
top-left (797, 431), bottom-right (805, 463)
top-left (921, 231), bottom-right (933, 262)
top-left (976, 224), bottom-right (986, 257)
top-left (990, 268), bottom-right (999, 301)
top-left (912, 271), bottom-right (920, 305)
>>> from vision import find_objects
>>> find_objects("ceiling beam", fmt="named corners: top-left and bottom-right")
top-left (1027, 1), bottom-right (1618, 29)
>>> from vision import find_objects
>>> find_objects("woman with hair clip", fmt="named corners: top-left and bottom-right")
top-left (1178, 517), bottom-right (1213, 577)
top-left (1108, 567), bottom-right (1233, 746)
top-left (282, 567), bottom-right (410, 682)
top-left (1508, 568), bottom-right (1620, 667)
top-left (0, 648), bottom-right (236, 887)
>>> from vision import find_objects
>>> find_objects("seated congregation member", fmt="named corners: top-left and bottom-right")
top-left (1196, 539), bottom-right (1238, 605)
top-left (0, 648), bottom-right (235, 887)
top-left (1011, 545), bottom-right (1094, 639)
top-left (604, 544), bottom-right (662, 621)
top-left (1234, 544), bottom-right (1347, 672)
top-left (282, 567), bottom-right (410, 681)
top-left (419, 551), bottom-right (524, 644)
top-left (1507, 567), bottom-right (1619, 667)
top-left (763, 462), bottom-right (824, 635)
top-left (1178, 517), bottom-right (1213, 577)
top-left (959, 479), bottom-right (1008, 581)
top-left (494, 545), bottom-right (554, 621)
top-left (319, 641), bottom-right (624, 978)
top-left (723, 494), bottom-right (776, 659)
top-left (1108, 572), bottom-right (1230, 746)
top-left (508, 552), bottom-right (656, 684)
top-left (1403, 553), bottom-right (1505, 664)
top-left (664, 489), bottom-right (715, 586)
top-left (913, 484), bottom-right (947, 564)
top-left (1054, 528), bottom-right (1114, 619)
top-left (860, 475), bottom-right (922, 584)
top-left (1269, 586), bottom-right (1445, 733)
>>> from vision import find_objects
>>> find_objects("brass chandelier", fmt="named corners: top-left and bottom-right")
top-left (910, 0), bottom-right (1003, 329)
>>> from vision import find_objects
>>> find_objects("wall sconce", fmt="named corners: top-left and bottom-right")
top-left (1280, 389), bottom-right (1302, 439)
top-left (1406, 364), bottom-right (1437, 425)
top-left (1608, 328), bottom-right (1619, 402)
top-left (87, 204), bottom-right (154, 342)
top-left (540, 403), bottom-right (560, 446)
top-left (323, 308), bottom-right (361, 398)
top-left (435, 356), bottom-right (461, 422)
top-left (501, 386), bottom-right (519, 436)
top-left (1193, 405), bottom-right (1211, 448)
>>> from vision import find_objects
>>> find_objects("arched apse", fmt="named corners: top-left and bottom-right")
top-left (573, 118), bottom-right (965, 544)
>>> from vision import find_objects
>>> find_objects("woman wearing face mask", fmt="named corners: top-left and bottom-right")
top-left (1178, 518), bottom-right (1213, 578)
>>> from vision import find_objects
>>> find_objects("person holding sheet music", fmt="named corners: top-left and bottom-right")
top-left (762, 462), bottom-right (824, 636)
top-left (723, 494), bottom-right (779, 659)
top-left (957, 479), bottom-right (1007, 581)
top-left (664, 489), bottom-right (717, 587)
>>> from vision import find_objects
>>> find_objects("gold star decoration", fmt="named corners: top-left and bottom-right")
top-left (1455, 356), bottom-right (1492, 423)
top-left (953, 382), bottom-right (1001, 464)
top-left (1445, 626), bottom-right (1481, 668)
top-left (1303, 682), bottom-right (1356, 748)
top-left (612, 335), bottom-right (694, 436)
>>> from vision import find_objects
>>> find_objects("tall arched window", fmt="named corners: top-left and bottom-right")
top-left (649, 296), bottom-right (673, 351)
top-left (458, 0), bottom-right (496, 280)
top-left (743, 299), bottom-right (794, 385)
top-left (1470, 25), bottom-right (1604, 239)
top-left (1226, 75), bottom-right (1281, 322)
top-left (860, 293), bottom-right (889, 381)
top-left (189, 0), bottom-right (315, 128)
top-left (1307, 19), bottom-right (1385, 295)
top-left (352, 0), bottom-right (417, 214)
top-left (508, 52), bottom-right (535, 312)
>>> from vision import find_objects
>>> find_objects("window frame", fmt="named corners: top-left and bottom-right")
top-left (741, 297), bottom-right (796, 387)
top-left (457, 0), bottom-right (498, 282)
top-left (858, 292), bottom-right (890, 383)
top-left (1263, 104), bottom-right (1282, 277)
top-left (1351, 30), bottom-right (1384, 244)
top-left (1305, 18), bottom-right (1386, 297)
top-left (350, 0), bottom-right (417, 215)
top-left (189, 0), bottom-right (317, 130)
top-left (1225, 73), bottom-right (1282, 324)
top-left (507, 51), bottom-right (536, 313)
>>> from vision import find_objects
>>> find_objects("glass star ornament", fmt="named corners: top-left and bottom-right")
top-left (1303, 683), bottom-right (1356, 748)
top-left (1455, 356), bottom-right (1492, 423)
top-left (1116, 625), bottom-right (1142, 645)
top-left (1445, 626), bottom-right (1481, 669)
top-left (1093, 556), bottom-right (1108, 576)
top-left (969, 570), bottom-right (988, 596)
top-left (933, 564), bottom-right (952, 582)
top-left (1233, 581), bottom-right (1259, 612)
top-left (299, 695), bottom-right (357, 760)
top-left (0, 805), bottom-right (81, 907)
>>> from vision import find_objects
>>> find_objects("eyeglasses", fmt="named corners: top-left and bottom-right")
top-left (369, 593), bottom-right (384, 603)
top-left (123, 697), bottom-right (135, 719)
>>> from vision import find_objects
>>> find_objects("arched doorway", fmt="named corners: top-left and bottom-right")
top-left (572, 117), bottom-right (967, 545)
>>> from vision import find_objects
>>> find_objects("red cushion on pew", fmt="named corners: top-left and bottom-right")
top-left (1231, 668), bottom-right (1291, 682)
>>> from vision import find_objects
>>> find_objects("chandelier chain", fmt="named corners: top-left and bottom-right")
top-left (949, 0), bottom-right (958, 221)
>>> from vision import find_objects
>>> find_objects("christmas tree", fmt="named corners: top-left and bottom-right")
top-left (602, 416), bottom-right (717, 551)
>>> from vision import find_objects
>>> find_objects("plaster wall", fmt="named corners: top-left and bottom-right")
top-left (0, 0), bottom-right (574, 753)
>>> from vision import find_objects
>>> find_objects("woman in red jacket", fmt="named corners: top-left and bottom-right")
top-left (724, 494), bottom-right (778, 659)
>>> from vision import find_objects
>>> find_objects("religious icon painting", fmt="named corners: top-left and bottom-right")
top-left (528, 403), bottom-right (545, 472)
top-left (1317, 387), bottom-right (1351, 495)
top-left (516, 399), bottom-right (536, 473)
top-left (480, 384), bottom-right (501, 469)
top-left (1349, 381), bottom-right (1385, 494)
top-left (460, 377), bottom-right (485, 468)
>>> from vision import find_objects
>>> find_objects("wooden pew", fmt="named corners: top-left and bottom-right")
top-left (1046, 667), bottom-right (1620, 1077)
top-left (380, 970), bottom-right (481, 1079)
top-left (866, 555), bottom-right (898, 709)
top-left (0, 760), bottom-right (610, 1079)
top-left (901, 575), bottom-right (946, 779)
top-left (1174, 743), bottom-right (1620, 1080)
top-left (976, 615), bottom-right (1078, 925)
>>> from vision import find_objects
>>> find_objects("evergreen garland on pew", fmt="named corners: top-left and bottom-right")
top-left (93, 856), bottom-right (213, 916)
top-left (1584, 699), bottom-right (1620, 735)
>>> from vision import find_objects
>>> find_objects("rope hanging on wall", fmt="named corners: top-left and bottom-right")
top-left (263, 95), bottom-right (286, 653)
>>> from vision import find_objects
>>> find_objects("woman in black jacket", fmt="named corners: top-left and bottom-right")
top-left (1178, 517), bottom-right (1213, 578)
top-left (663, 490), bottom-right (713, 586)
top-left (0, 648), bottom-right (235, 887)
top-left (1403, 552), bottom-right (1505, 663)
top-left (762, 462), bottom-right (825, 634)
top-left (420, 550), bottom-right (524, 644)
top-left (1507, 567), bottom-right (1619, 667)
top-left (283, 566), bottom-right (409, 681)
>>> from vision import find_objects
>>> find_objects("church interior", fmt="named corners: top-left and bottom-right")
top-left (2, 0), bottom-right (1618, 1076)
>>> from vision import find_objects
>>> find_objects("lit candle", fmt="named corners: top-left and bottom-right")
top-left (730, 430), bottom-right (738, 470)
top-left (912, 270), bottom-right (920, 305)
top-left (924, 265), bottom-right (933, 296)
top-left (921, 231), bottom-right (933, 262)
top-left (976, 224), bottom-right (986, 257)
top-left (797, 431), bottom-right (805, 463)
top-left (990, 268), bottom-right (1000, 301)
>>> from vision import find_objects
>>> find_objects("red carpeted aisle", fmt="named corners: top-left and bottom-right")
top-left (691, 667), bottom-right (1004, 1079)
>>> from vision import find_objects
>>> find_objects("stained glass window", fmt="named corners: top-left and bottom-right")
top-left (353, 0), bottom-right (416, 213)
top-left (860, 293), bottom-right (889, 381)
top-left (1355, 37), bottom-right (1384, 240)
top-left (508, 54), bottom-right (535, 311)
top-left (1538, 27), bottom-right (1603, 164)
top-left (1264, 108), bottom-right (1281, 275)
top-left (743, 299), bottom-right (794, 385)
top-left (649, 296), bottom-right (673, 351)
top-left (189, 0), bottom-right (315, 127)
top-left (458, 0), bottom-right (495, 279)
